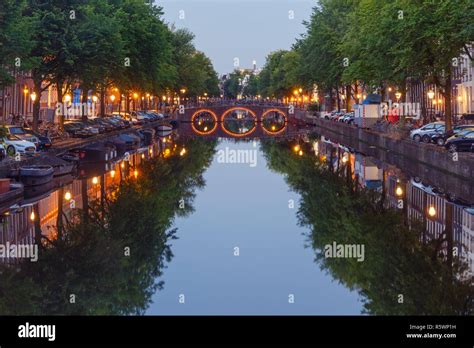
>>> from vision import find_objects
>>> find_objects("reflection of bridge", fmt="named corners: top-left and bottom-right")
top-left (178, 104), bottom-right (307, 138)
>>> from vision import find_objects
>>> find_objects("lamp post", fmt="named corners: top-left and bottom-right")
top-left (427, 90), bottom-right (435, 122)
top-left (23, 86), bottom-right (29, 116)
top-left (110, 94), bottom-right (116, 113)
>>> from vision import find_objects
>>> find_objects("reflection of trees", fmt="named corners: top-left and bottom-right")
top-left (261, 140), bottom-right (474, 315)
top-left (193, 112), bottom-right (216, 132)
top-left (223, 113), bottom-right (256, 134)
top-left (262, 112), bottom-right (286, 132)
top-left (0, 138), bottom-right (217, 315)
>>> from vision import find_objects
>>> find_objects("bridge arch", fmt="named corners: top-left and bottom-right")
top-left (261, 108), bottom-right (287, 135)
top-left (191, 109), bottom-right (218, 135)
top-left (220, 107), bottom-right (258, 137)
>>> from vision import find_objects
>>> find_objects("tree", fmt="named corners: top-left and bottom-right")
top-left (261, 139), bottom-right (474, 315)
top-left (223, 70), bottom-right (243, 99)
top-left (0, 0), bottom-right (29, 89)
top-left (170, 29), bottom-right (219, 98)
top-left (388, 0), bottom-right (474, 131)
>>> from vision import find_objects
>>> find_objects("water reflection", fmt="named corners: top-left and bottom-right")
top-left (262, 136), bottom-right (474, 314)
top-left (261, 109), bottom-right (287, 135)
top-left (191, 110), bottom-right (218, 135)
top-left (0, 137), bottom-right (217, 314)
top-left (0, 127), bottom-right (473, 315)
top-left (222, 108), bottom-right (257, 136)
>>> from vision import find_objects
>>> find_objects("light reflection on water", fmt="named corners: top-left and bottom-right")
top-left (0, 131), bottom-right (472, 315)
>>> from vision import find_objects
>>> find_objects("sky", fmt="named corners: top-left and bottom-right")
top-left (157, 0), bottom-right (315, 75)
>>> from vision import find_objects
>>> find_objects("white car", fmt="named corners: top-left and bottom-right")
top-left (410, 122), bottom-right (445, 142)
top-left (2, 135), bottom-right (37, 156)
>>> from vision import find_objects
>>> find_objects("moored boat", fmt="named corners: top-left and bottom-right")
top-left (156, 124), bottom-right (173, 137)
top-left (19, 165), bottom-right (54, 186)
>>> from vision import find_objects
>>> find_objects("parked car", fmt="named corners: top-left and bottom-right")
top-left (4, 125), bottom-right (39, 147)
top-left (24, 129), bottom-right (52, 150)
top-left (12, 126), bottom-right (53, 151)
top-left (410, 122), bottom-right (445, 142)
top-left (110, 116), bottom-right (131, 128)
top-left (1, 135), bottom-right (37, 155)
top-left (130, 111), bottom-right (151, 123)
top-left (445, 130), bottom-right (474, 152)
top-left (340, 112), bottom-right (355, 124)
top-left (64, 121), bottom-right (94, 138)
top-left (431, 125), bottom-right (474, 146)
top-left (90, 118), bottom-right (116, 132)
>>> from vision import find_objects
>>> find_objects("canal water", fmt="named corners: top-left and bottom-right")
top-left (0, 130), bottom-right (473, 315)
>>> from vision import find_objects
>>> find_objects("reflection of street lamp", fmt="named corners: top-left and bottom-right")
top-left (64, 191), bottom-right (72, 201)
top-left (395, 92), bottom-right (402, 100)
top-left (30, 92), bottom-right (37, 102)
top-left (30, 211), bottom-right (35, 221)
top-left (64, 94), bottom-right (71, 103)
top-left (428, 206), bottom-right (436, 218)
top-left (395, 186), bottom-right (403, 197)
top-left (92, 177), bottom-right (99, 185)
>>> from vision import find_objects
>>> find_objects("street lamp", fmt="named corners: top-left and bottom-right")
top-left (64, 94), bottom-right (71, 103)
top-left (92, 95), bottom-right (98, 102)
top-left (64, 191), bottom-right (72, 201)
top-left (30, 92), bottom-right (37, 102)
top-left (427, 91), bottom-right (435, 100)
top-left (395, 92), bottom-right (402, 100)
top-left (110, 95), bottom-right (116, 102)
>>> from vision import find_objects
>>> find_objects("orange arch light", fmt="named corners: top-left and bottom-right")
top-left (261, 108), bottom-right (287, 135)
top-left (221, 107), bottom-right (257, 137)
top-left (191, 109), bottom-right (218, 135)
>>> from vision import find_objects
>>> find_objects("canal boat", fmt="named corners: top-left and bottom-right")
top-left (70, 143), bottom-right (117, 163)
top-left (19, 165), bottom-right (54, 186)
top-left (110, 133), bottom-right (140, 153)
top-left (156, 124), bottom-right (173, 137)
